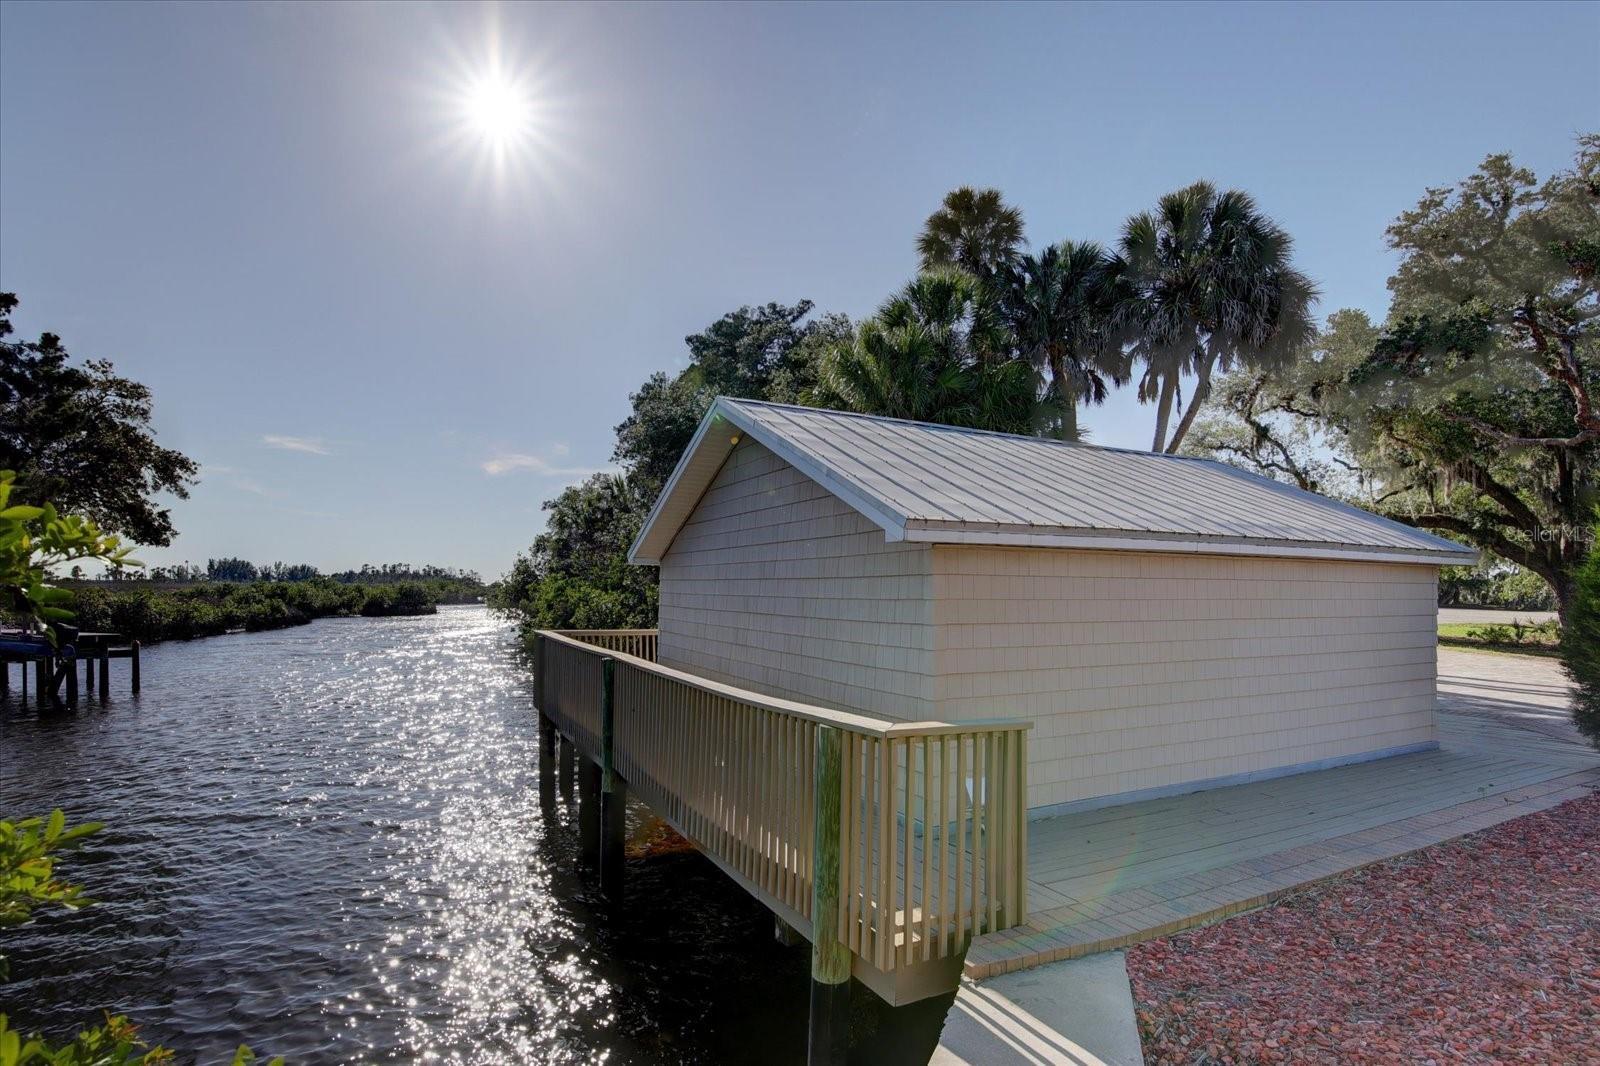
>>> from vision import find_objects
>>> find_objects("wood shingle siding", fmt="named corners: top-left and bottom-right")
top-left (931, 547), bottom-right (1438, 810)
top-left (658, 439), bottom-right (937, 720)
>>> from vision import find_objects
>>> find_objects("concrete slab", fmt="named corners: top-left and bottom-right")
top-left (932, 950), bottom-right (1143, 1066)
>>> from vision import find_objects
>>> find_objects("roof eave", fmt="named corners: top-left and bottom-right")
top-left (899, 521), bottom-right (1480, 566)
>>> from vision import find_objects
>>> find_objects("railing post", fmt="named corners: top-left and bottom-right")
top-left (600, 656), bottom-right (627, 901)
top-left (808, 724), bottom-right (849, 1066)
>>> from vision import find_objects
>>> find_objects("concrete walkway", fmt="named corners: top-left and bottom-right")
top-left (964, 649), bottom-right (1597, 982)
top-left (933, 951), bottom-right (1142, 1066)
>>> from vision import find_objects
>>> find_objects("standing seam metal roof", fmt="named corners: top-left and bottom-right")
top-left (627, 398), bottom-right (1478, 566)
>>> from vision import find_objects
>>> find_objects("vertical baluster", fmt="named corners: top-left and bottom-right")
top-left (971, 734), bottom-right (985, 937)
top-left (954, 734), bottom-right (966, 947)
top-left (876, 734), bottom-right (893, 971)
top-left (901, 736), bottom-right (914, 970)
top-left (921, 734), bottom-right (933, 962)
top-left (987, 732), bottom-right (1000, 935)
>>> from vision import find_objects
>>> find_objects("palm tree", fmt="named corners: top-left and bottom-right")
top-left (1118, 182), bottom-right (1318, 453)
top-left (996, 241), bottom-right (1130, 440)
top-left (814, 272), bottom-right (1037, 434)
top-left (917, 187), bottom-right (1027, 279)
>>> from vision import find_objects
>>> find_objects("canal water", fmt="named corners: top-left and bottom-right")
top-left (0, 606), bottom-right (949, 1063)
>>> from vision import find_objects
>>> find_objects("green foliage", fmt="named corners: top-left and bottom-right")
top-left (0, 295), bottom-right (198, 546)
top-left (1117, 182), bottom-right (1318, 454)
top-left (611, 302), bottom-right (849, 493)
top-left (1182, 135), bottom-right (1599, 618)
top-left (814, 271), bottom-right (1040, 434)
top-left (1438, 561), bottom-right (1558, 610)
top-left (1, 471), bottom-right (139, 638)
top-left (67, 577), bottom-right (441, 643)
top-left (917, 186), bottom-right (1026, 278)
top-left (492, 474), bottom-right (657, 632)
top-left (0, 811), bottom-right (103, 979)
top-left (357, 581), bottom-right (435, 617)
top-left (994, 241), bottom-right (1130, 440)
top-left (1335, 136), bottom-right (1599, 615)
top-left (1564, 523), bottom-right (1600, 745)
top-left (205, 557), bottom-right (258, 582)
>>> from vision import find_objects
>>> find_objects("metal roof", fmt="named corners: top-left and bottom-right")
top-left (628, 398), bottom-right (1478, 567)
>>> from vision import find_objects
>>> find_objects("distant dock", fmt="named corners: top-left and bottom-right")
top-left (1, 626), bottom-right (141, 706)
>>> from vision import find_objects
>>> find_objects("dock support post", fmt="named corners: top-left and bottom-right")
top-left (808, 724), bottom-right (849, 1066)
top-left (129, 642), bottom-right (141, 694)
top-left (35, 656), bottom-right (49, 703)
top-left (84, 654), bottom-right (94, 693)
top-left (99, 651), bottom-right (110, 698)
top-left (63, 647), bottom-right (78, 706)
top-left (578, 759), bottom-right (601, 868)
top-left (2, 660), bottom-right (9, 695)
top-left (599, 657), bottom-right (626, 902)
top-left (558, 734), bottom-right (575, 801)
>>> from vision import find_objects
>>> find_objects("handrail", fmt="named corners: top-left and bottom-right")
top-left (542, 630), bottom-right (1029, 741)
top-left (536, 628), bottom-right (1031, 986)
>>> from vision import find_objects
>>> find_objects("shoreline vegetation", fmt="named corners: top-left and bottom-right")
top-left (1437, 620), bottom-right (1563, 658)
top-left (60, 577), bottom-right (481, 644)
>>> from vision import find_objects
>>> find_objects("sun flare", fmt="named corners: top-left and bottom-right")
top-left (461, 72), bottom-right (533, 148)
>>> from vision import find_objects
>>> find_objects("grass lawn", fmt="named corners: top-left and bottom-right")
top-left (1128, 792), bottom-right (1600, 1065)
top-left (1438, 620), bottom-right (1562, 656)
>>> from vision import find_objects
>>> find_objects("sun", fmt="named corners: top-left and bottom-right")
top-left (461, 71), bottom-right (533, 148)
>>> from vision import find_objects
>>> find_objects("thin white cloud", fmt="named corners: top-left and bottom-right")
top-left (263, 434), bottom-right (331, 455)
top-left (481, 448), bottom-right (604, 478)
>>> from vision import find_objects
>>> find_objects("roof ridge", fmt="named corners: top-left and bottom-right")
top-left (719, 396), bottom-right (1228, 467)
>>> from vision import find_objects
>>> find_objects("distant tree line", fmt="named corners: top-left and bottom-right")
top-left (69, 579), bottom-right (440, 644)
top-left (81, 558), bottom-right (486, 602)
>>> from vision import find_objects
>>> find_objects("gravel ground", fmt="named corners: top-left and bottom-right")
top-left (1127, 791), bottom-right (1600, 1065)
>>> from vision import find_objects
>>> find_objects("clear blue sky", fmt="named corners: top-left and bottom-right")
top-left (2, 1), bottom-right (1596, 578)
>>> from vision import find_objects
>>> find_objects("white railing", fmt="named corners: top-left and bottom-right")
top-left (538, 629), bottom-right (1030, 982)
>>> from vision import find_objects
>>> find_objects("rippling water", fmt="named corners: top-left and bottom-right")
top-left (1, 606), bottom-right (894, 1064)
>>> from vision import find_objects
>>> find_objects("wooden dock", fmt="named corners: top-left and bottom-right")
top-left (0, 626), bottom-right (141, 705)
top-left (534, 628), bottom-right (1032, 1064)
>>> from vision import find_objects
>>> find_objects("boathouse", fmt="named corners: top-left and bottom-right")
top-left (628, 398), bottom-right (1478, 815)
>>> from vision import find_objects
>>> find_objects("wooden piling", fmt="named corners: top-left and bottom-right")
top-left (578, 760), bottom-right (601, 868)
top-left (129, 642), bottom-right (141, 694)
top-left (99, 651), bottom-right (110, 698)
top-left (35, 656), bottom-right (49, 703)
top-left (808, 724), bottom-right (849, 1066)
top-left (63, 647), bottom-right (78, 706)
top-left (558, 732), bottom-right (575, 801)
top-left (84, 653), bottom-right (94, 693)
top-left (2, 660), bottom-right (9, 695)
top-left (599, 656), bottom-right (626, 901)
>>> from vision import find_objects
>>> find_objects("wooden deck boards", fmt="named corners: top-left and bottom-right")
top-left (966, 690), bottom-right (1600, 978)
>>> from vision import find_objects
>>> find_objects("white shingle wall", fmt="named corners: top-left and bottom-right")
top-left (655, 443), bottom-right (1440, 809)
top-left (930, 546), bottom-right (1439, 809)
top-left (657, 439), bottom-right (937, 719)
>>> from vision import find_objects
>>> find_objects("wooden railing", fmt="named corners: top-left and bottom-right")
top-left (551, 629), bottom-right (658, 661)
top-left (537, 628), bottom-right (1030, 1000)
